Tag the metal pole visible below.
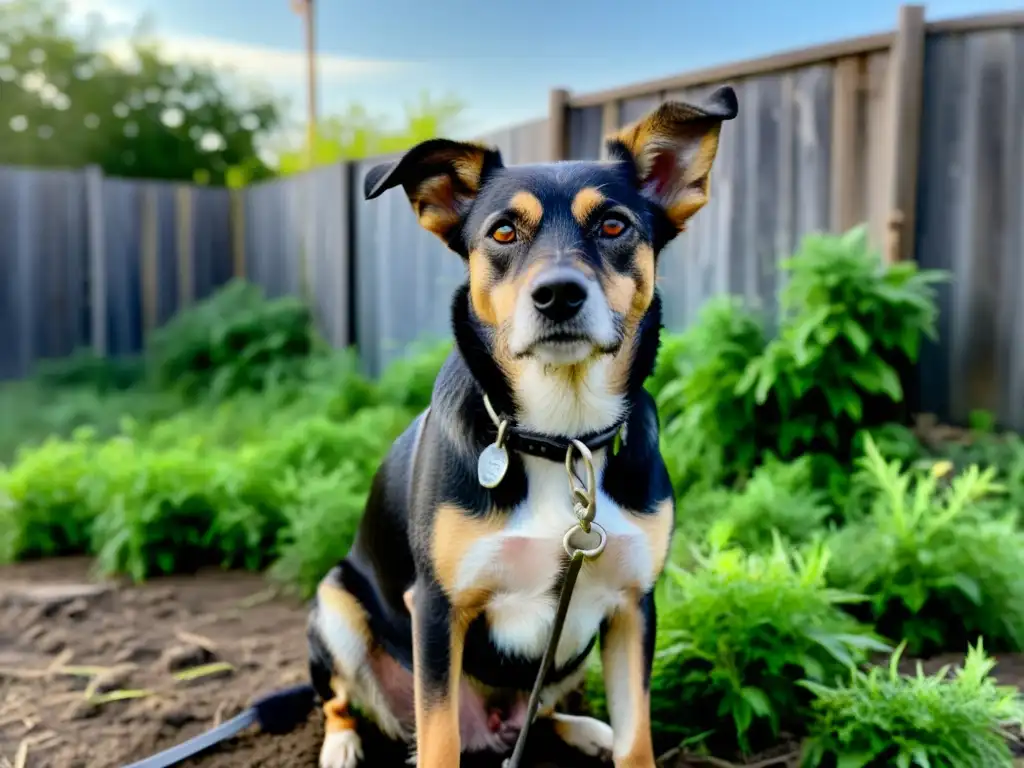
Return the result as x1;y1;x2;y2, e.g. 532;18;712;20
290;0;318;170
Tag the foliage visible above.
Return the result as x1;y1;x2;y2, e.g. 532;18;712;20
736;227;945;472
647;537;887;755
675;456;833;555
0;0;280;183
146;280;318;401
826;435;1024;656
0;430;97;561
802;641;1024;768
0;381;181;463
0;279;450;595
32;350;147;393
276;92;465;173
655;296;767;489
656;227;946;491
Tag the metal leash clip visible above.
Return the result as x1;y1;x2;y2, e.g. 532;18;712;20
563;438;606;561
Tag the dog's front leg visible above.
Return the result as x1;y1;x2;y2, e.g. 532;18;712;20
601;589;657;768
411;579;470;767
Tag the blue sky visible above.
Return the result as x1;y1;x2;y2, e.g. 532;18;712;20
67;0;1013;141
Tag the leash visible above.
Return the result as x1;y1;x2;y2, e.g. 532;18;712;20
120;683;315;768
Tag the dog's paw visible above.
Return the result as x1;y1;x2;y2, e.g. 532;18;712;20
550;713;614;761
320;729;363;768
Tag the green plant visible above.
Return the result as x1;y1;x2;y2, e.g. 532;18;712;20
0;429;99;562
643;536;887;755
695;456;833;552
32;350;147;393
375;340;452;412
827;435;1024;655
147;280;318;401
802;641;1024;768
735;227;946;470
655;227;947;491
270;465;368;598
655;297;768;488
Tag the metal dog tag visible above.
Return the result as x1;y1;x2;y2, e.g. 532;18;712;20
478;442;509;489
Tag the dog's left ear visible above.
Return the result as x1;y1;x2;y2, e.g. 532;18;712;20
364;138;504;247
607;86;738;230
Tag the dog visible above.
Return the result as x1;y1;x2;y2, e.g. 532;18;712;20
306;86;738;768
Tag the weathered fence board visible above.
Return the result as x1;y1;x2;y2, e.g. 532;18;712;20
915;26;1024;429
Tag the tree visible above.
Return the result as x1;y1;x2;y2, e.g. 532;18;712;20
0;0;282;184
275;91;465;174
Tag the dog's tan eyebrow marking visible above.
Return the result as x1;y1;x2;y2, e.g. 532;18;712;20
571;186;606;225
509;191;543;229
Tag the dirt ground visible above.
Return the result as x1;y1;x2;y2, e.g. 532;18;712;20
1;559;1021;768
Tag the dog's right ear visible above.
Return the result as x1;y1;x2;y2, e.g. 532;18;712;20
364;139;504;246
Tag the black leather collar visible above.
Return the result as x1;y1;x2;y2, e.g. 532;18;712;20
491;417;626;462
505;422;624;460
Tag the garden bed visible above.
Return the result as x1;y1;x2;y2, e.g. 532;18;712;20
1;559;1022;768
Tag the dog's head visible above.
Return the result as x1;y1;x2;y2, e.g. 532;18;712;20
365;87;737;391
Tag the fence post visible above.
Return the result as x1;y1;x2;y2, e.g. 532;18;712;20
140;184;159;336
175;184;194;307
548;88;570;161
599;100;620;160
344;162;358;350
884;3;927;263
84;165;108;357
229;187;247;280
829;56;865;233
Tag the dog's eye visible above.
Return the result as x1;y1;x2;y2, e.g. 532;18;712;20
491;224;516;244
599;217;628;238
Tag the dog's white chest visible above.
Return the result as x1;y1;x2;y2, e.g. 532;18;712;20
457;455;654;667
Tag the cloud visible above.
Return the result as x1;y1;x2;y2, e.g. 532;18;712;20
59;0;404;88
109;34;404;86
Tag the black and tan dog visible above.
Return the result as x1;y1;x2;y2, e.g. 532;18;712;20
307;87;738;768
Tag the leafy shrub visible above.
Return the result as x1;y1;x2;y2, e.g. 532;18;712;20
675;456;833;554
644;537;886;755
270;465;369;598
375;340;452;412
827;436;1024;655
147;279;318;400
0;430;98;561
802;641;1024;768
32;349;147;393
0;382;181;463
87;437;283;580
737;227;944;460
656;227;946;490
655;297;767;488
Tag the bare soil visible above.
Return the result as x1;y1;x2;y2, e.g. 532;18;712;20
1;559;1022;768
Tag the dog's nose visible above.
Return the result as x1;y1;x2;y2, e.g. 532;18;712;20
530;271;588;324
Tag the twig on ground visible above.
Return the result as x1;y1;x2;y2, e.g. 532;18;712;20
175;629;218;652
86;688;155;705
12;741;27;768
46;649;75;672
657;748;799;768
173;662;234;683
237;587;278;609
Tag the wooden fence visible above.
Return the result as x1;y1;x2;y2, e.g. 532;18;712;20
0;6;1022;430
